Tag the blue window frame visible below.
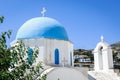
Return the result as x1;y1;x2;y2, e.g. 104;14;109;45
28;48;33;65
70;52;72;66
54;49;59;64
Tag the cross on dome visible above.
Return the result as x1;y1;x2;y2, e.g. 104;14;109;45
41;7;46;17
100;35;104;42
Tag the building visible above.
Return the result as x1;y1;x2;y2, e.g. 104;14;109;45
11;16;74;67
74;54;91;63
10;8;88;80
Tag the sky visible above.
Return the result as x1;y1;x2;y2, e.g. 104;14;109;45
0;0;120;49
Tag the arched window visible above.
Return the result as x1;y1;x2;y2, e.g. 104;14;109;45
54;49;59;64
28;48;33;65
70;52;73;66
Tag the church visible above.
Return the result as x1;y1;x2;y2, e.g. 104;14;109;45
11;8;88;80
11;10;73;67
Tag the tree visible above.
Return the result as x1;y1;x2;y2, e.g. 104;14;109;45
0;30;12;79
0;17;46;80
0;16;4;23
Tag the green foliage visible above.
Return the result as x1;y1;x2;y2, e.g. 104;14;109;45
114;65;120;69
0;30;12;79
0;16;4;23
0;30;12;70
10;40;43;80
0;30;46;80
40;74;47;80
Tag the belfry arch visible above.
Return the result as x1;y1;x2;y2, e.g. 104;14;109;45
93;36;113;71
98;46;103;70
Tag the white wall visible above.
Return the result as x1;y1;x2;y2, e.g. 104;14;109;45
11;38;74;67
94;42;113;71
44;38;73;66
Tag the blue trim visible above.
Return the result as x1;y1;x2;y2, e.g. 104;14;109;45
70;52;72;66
28;48;33;65
54;49;59;64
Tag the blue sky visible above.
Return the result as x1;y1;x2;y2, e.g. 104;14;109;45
0;0;120;49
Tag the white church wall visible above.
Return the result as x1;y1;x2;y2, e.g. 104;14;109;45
11;38;73;67
23;38;44;47
102;50;109;70
44;38;73;66
94;51;101;71
23;39;45;65
44;38;55;65
68;41;74;66
35;46;44;64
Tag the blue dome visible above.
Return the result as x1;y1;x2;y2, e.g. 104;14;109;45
16;17;69;41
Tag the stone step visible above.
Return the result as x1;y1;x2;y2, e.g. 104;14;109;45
88;71;120;80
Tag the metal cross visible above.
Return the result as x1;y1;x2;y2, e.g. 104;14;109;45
41;7;46;17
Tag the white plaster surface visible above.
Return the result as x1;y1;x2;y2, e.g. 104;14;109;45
46;67;88;80
93;41;113;71
88;39;120;80
11;38;74;66
88;70;120;80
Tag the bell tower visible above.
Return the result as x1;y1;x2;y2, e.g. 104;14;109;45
93;36;113;71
